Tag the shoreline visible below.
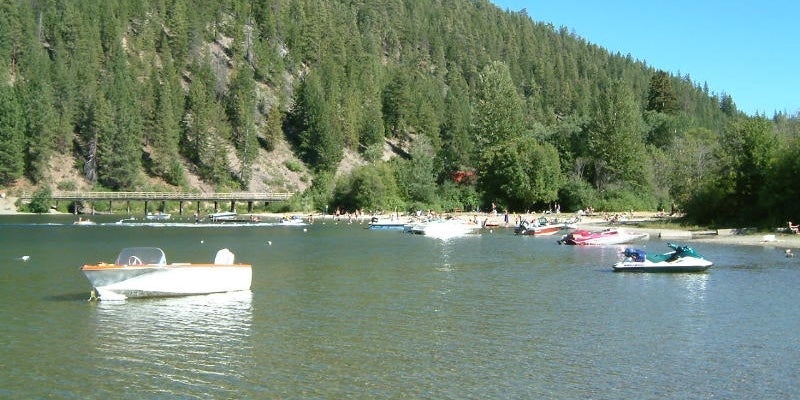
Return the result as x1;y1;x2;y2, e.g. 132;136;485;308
2;196;799;249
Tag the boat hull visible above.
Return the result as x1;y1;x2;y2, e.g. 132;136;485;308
515;225;565;236
82;264;252;300
406;220;481;239
368;221;409;230
612;261;712;273
559;229;648;245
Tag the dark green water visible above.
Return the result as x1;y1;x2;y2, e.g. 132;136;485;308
1;215;799;398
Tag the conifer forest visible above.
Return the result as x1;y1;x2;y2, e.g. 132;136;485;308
2;0;800;226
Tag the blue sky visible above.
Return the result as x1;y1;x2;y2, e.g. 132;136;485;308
491;0;799;116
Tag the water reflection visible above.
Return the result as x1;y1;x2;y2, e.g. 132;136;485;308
678;273;709;303
86;292;253;397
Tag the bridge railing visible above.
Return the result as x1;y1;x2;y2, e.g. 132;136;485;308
20;191;295;202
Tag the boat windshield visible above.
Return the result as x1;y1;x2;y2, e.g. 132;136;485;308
115;247;167;266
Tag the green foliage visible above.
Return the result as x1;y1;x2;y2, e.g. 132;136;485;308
291;72;343;172
646;71;679;114
473;61;524;148
558;177;597;212
1;0;781;226
594;186;656;212
716;117;776;213
586;80;648;190
395;136;438;205
437;181;480;213
663;127;718;207
683;117;776;225
760;143;800;226
262;105;283;152
57;181;77;191
437;65;473;176
0;85;25;184
27;186;52;214
333;163;403;212
478;135;563;211
284;159;303;172
227;65;259;185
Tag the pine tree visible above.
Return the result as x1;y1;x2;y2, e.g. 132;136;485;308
587;80;648;190
0;85;26;184
473;61;524;148
646;70;679;114
227;65;259;186
291;71;343;172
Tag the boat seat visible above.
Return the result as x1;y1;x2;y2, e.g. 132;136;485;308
214;248;235;264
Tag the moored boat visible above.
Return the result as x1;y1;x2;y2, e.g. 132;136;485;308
405;218;481;239
612;243;713;272
368;216;411;230
81;247;252;300
558;228;648;245
145;212;171;220
515;217;568;236
279;215;306;225
208;211;238;222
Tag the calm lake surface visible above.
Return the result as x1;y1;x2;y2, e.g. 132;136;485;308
1;215;799;399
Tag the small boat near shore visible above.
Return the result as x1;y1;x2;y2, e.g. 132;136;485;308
278;215;306;225
515;217;569;236
208;211;238;222
368;216;411;230
613;243;713;272
145;212;171;221
81;247;252;300
558;228;648;245
406;218;481;239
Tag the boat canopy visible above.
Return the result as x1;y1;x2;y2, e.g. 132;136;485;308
115;247;167;266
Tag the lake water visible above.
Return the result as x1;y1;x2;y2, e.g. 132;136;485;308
1;215;799;398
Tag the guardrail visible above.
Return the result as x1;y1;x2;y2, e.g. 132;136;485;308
19;191;295;202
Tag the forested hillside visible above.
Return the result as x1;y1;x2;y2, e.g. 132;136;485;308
2;0;800;225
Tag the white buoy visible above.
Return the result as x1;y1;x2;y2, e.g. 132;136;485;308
267;241;272;245
200;240;204;244
303;228;307;232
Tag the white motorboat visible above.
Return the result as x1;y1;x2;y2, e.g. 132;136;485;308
613;243;713;272
81;247;252;300
278;215;306;225
145;212;171;220
368;216;411;230
208;211;238;221
406;218;481;239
